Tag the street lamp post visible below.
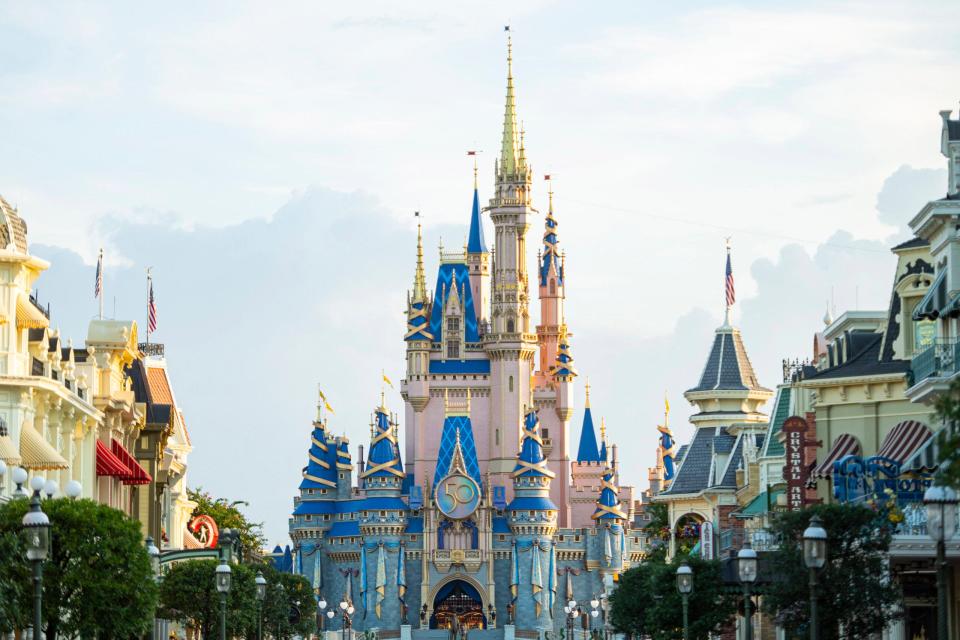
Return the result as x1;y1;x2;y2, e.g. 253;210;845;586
675;562;693;640
802;515;828;640
589;596;600;639
738;541;758;640
146;536;161;640
339;600;353;640
255;571;267;640
215;559;232;640
924;484;958;640
12;466;28;497
317;594;328;639
564;600;578;640
22;476;50;640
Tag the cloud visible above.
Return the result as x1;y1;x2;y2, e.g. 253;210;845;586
875;165;947;235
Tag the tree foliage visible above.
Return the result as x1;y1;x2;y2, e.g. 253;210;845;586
609;554;737;640
934;378;960;488
0;497;157;639
188;487;266;557
762;503;902;639
158;560;314;640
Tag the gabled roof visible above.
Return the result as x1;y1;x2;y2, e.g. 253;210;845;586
687;326;768;394
434;414;483;489
429;262;480;342
806;333;910;380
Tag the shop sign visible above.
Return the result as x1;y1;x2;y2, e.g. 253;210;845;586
782;416;809;511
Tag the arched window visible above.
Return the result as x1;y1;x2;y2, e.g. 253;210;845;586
507;318;515;333
549;279;556;295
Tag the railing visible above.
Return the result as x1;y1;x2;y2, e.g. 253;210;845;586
29;292;50;319
893;501;960;537
912;338;960;383
720;528;780;552
138;342;165;357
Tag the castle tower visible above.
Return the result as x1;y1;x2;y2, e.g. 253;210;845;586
484;34;540;484
403;223;432;483
592;464;628;579
466;162;491;327
361;396;405;495
299;392;339;491
507;406;557;629
536;183;563;384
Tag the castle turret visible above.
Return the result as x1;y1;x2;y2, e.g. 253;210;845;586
361;397;405;495
508;406;557;629
403;223;432;484
575;384;601;463
300;393;339;491
536;183;563;383
484;33;540;484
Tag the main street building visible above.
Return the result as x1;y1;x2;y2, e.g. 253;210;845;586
287;38;643;634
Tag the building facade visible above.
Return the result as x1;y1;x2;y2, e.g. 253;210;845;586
288;39;643;635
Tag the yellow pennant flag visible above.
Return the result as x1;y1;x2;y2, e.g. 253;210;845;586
318;388;335;415
382;370;394;388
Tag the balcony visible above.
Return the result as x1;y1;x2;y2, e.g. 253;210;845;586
907;339;960;403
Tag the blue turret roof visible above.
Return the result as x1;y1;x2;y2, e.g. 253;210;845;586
599;438;607;463
434;414;483;489
576;405;601;463
512;408;556;479
300;421;338;489
361;407;404;480
429;262;480;342
405;300;432;342
539;196;562;286
467;187;487;254
550;329;577;379
592;466;627;520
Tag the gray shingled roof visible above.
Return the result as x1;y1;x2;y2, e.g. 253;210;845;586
687;327;769;393
762;387;791;458
891;236;928;252
661;428;714;495
806;333;910;380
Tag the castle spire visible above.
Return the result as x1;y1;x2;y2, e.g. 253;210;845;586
599;417;608;463
540;178;562;286
592;464;627;521
405;216;433;342
499;30;521;178
467;155;487;254
413;218;427;302
576;383;601;463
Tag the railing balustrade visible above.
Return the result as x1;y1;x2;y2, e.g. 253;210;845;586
912;338;960;382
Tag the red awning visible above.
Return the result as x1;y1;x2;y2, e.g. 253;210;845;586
96;440;130;479
813;433;861;478
111;438;152;485
876;421;932;465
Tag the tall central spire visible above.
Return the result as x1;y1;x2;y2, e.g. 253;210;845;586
413;222;427;302
500;32;522;178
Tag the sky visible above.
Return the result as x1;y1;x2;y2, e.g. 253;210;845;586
1;1;959;544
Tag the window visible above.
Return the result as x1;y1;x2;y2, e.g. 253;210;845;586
447;317;460;333
550;280;556;294
306;515;312;521
323;514;331;521
495;429;500;445
498;535;506;541
542;428;550;438
380;510;387;517
447;343;460;358
509;376;514;392
507;319;515;333
914;319;935;352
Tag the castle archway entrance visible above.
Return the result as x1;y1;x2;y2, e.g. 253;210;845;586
430;580;486;631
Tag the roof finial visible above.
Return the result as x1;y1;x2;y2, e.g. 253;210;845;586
600;417;606;443
823;299;834;326
585;378;591;408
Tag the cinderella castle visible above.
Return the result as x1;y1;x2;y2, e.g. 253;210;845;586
287;36;643;634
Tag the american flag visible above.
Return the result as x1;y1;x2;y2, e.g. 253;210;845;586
148;279;157;334
725;250;735;307
94;250;102;299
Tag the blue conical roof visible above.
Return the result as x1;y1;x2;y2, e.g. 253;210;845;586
300;421;338;489
576;406;601;463
467;187;487;253
512;408;556;478
434;414;483;489
361;407;404;480
592;467;627;520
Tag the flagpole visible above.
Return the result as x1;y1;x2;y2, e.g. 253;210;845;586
146;267;152;347
98;248;104;320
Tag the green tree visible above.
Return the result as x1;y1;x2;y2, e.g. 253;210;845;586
610;554;736;639
762;503;902;639
0;497;157;639
158;560;314;640
188;487;266;557
933;378;960;488
0;529;26;633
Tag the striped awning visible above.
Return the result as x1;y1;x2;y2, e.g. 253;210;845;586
876;420;933;464
813;433;861;478
96;439;130;479
913;269;947;320
903;424;957;473
20;424;68;470
15;294;49;329
0;419;20;464
111;439;152;485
